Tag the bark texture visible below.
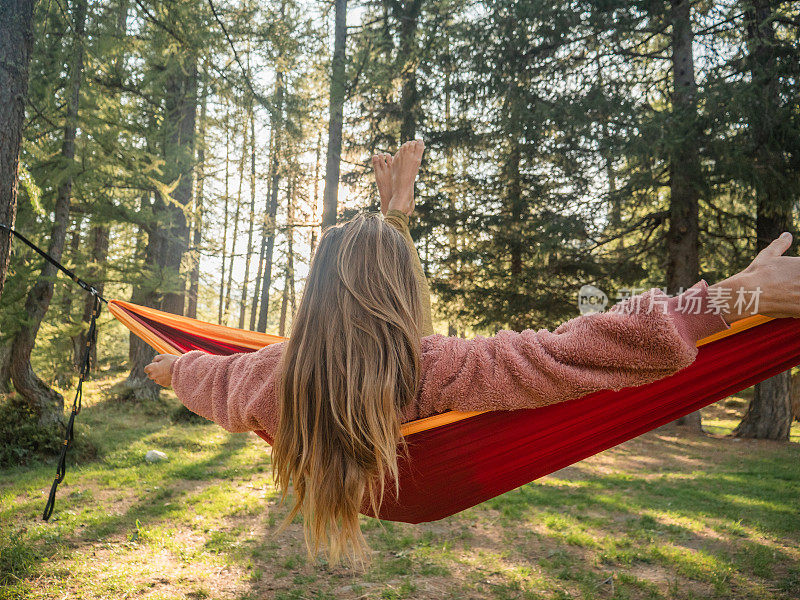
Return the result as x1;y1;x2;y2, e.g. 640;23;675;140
160;57;198;317
734;0;794;440
321;0;347;228
0;0;36;298
668;0;702;430
10;0;87;426
256;72;284;333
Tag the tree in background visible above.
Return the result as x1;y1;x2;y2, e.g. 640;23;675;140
0;0;36;298
733;0;800;439
321;0;347;228
124;0;205;400
8;0;88;425
666;0;703;429
0;0;36;394
0;0;798;444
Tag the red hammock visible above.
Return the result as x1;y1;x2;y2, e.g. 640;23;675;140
109;299;800;524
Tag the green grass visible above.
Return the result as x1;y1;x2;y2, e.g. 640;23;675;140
1;376;799;599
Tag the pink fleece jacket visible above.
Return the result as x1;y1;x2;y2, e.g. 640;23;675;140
170;280;729;437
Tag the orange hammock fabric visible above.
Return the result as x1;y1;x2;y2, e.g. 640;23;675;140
109;299;800;523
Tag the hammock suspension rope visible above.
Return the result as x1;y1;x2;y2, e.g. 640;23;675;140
0;223;105;520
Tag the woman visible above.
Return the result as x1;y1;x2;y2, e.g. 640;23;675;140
145;139;800;564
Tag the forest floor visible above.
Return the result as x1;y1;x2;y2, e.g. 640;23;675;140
1;373;799;600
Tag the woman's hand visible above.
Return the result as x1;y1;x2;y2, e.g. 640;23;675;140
711;232;800;324
144;354;178;388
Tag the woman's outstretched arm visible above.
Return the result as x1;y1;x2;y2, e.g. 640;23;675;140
384;209;434;336
144;342;285;434
406;232;800;420
406;281;727;419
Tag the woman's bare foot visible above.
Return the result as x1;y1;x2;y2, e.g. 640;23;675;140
372;153;393;215
388;140;424;216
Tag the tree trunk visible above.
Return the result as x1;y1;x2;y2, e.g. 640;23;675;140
667;0;702;430
10;0;87;426
311;129;322;257
0;0;36;298
187;73;207;320
219;101;231;324
126;36;197;396
279;177;296;337
126;194;164;401
256;72;284;333
250;238;265;330
445;41;458;337
239;104;257;329
279;271;289;337
321;0;347;229
289;209;296;317
250;127;274;330
62;223;82;379
398;0;421;143
0;343;11;393
734;0;794;440
506;135;525;332
160;54;198;317
64;222;83;367
75;224;108;371
735;373;793;439
224;111;247;321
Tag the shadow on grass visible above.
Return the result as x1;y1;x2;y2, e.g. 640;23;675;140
199;427;800;600
1;416;255;597
469;431;800;598
4;388;799;600
75;431;252;541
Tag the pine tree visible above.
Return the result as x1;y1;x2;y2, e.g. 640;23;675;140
9;0;87;425
124;0;205;398
256;69;284;332
734;0;800;440
239;101;257;329
666;0;703;429
0;0;36;296
321;0;348;228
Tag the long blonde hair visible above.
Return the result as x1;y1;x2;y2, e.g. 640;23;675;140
272;213;422;564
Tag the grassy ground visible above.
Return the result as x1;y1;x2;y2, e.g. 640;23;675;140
1;375;799;600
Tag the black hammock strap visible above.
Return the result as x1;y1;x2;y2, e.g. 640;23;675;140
0;223;106;521
42;294;102;520
0;223;107;303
